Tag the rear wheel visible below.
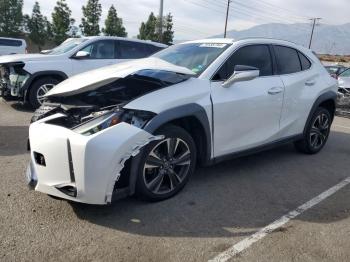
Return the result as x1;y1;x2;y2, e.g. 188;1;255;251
28;77;59;109
294;107;331;154
135;125;197;201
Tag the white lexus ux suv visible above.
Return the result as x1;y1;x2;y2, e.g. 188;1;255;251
26;38;338;204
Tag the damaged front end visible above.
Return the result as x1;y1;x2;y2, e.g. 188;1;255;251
27;68;192;204
31;69;191;126
0;62;30;97
27;113;163;204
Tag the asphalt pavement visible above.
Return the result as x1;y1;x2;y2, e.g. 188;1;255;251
1;99;349;262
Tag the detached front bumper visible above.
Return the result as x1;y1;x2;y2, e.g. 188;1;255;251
27;114;159;205
0;63;31;98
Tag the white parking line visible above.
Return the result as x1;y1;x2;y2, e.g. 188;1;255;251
209;176;350;262
334;124;350;130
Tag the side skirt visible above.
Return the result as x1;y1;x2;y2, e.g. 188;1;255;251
206;134;303;166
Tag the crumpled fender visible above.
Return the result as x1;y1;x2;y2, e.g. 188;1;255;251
29;113;163;204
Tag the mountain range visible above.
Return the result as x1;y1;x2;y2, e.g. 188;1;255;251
210;23;350;55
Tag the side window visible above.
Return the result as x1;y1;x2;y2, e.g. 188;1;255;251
0;39;22;46
147;45;164;55
80;40;115;59
213;44;273;81
298;51;312;71
274;45;301;74
117;41;150;59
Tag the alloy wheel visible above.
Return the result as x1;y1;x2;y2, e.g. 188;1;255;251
309;112;330;150
36;84;55;105
143;138;191;195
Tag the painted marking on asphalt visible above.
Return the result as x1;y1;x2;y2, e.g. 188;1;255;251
334;124;350;130
209;176;350;262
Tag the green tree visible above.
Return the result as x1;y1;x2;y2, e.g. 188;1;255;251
0;0;23;37
26;2;47;51
137;12;157;41
102;5;127;37
45;18;54;40
80;0;102;36
138;12;174;45
161;13;174;45
52;0;75;44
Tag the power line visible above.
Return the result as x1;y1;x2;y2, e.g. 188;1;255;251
183;0;311;36
228;0;307;24
194;0;309;25
250;0;312;20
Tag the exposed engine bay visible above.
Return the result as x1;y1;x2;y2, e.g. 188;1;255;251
32;69;191;129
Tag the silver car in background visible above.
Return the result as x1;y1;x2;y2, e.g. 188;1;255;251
0;37;27;55
338;68;350;95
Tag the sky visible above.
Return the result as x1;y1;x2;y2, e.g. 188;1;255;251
23;0;350;40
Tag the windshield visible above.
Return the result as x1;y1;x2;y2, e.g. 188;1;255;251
326;66;344;75
340;69;350;77
152;43;230;75
45;38;87;55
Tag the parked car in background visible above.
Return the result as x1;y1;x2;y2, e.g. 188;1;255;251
26;38;337;204
0;36;167;108
338;68;350;94
0;37;27;55
325;65;347;79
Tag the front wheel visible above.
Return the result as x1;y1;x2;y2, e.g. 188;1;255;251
135;125;197;201
294;107;332;154
28;77;59;109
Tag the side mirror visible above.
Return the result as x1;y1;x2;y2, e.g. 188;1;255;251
73;51;90;59
40;49;51;54
222;65;260;88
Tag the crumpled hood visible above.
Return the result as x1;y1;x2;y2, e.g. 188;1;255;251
46;57;196;97
0;53;52;64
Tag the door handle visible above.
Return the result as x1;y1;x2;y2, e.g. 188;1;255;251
268;87;283;95
305;80;315;86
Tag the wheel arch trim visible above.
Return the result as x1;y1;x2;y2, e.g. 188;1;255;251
128;103;212;196
303;91;337;135
22;71;68;101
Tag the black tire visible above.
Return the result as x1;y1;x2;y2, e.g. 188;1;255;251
28;77;60;109
294;107;332;154
31;104;60;123
135;125;197;201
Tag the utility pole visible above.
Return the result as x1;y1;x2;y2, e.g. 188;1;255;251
224;0;231;38
309;18;321;49
158;0;164;43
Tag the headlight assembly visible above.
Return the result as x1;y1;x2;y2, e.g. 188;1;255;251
73;112;121;136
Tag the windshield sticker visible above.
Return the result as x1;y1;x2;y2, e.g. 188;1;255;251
199;43;227;48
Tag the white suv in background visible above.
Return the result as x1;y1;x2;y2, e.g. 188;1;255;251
27;38;338;204
0;37;27;55
0;36;167;108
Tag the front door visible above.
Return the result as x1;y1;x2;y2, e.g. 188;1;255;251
71;40;117;75
210;44;284;157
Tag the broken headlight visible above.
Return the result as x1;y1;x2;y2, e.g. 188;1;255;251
73;112;121;136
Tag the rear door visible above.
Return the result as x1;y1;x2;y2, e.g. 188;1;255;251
210;44;285;157
273;45;317;137
71;40;117;75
